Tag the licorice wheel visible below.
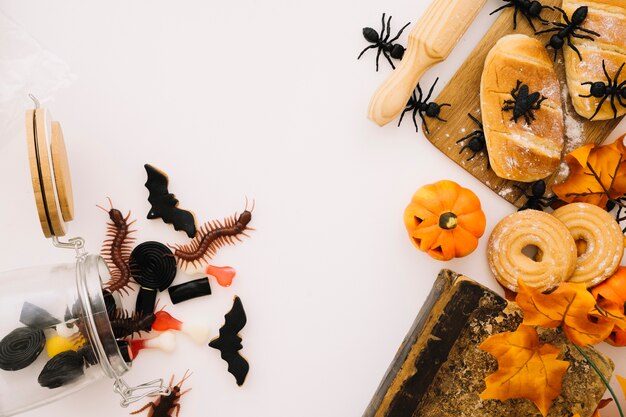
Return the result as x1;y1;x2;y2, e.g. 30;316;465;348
0;327;46;371
129;241;177;291
38;350;84;389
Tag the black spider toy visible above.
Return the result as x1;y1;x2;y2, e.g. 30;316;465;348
490;0;551;31
536;6;600;61
502;80;546;124
580;60;626;120
358;13;410;72
398;77;450;134
516;180;556;211
456;113;488;164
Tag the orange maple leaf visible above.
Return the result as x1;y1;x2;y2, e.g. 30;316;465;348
516;280;614;346
592;267;626;346
553;137;626;208
591;299;626;330
480;324;569;417
592;267;626;307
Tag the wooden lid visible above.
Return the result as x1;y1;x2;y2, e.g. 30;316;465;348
25;107;73;238
51;121;74;221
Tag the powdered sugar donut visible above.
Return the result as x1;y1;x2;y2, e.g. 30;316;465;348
488;210;577;292
552;203;624;288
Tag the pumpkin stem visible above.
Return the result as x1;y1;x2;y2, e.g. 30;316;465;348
439;212;458;230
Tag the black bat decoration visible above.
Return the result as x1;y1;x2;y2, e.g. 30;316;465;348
209;296;249;386
144;164;197;238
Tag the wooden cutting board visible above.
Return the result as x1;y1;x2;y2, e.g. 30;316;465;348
422;0;623;208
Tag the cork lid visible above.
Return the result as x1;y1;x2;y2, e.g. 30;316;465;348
25;104;74;238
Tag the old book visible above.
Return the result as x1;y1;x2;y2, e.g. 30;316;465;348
363;269;614;417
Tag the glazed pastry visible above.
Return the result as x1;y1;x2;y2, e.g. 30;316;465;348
552;202;624;287
487;210;577;292
481;34;564;182
562;0;626;120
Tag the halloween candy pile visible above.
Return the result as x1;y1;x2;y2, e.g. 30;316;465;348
0;164;253;412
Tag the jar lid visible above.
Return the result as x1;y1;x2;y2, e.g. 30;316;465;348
25;98;74;238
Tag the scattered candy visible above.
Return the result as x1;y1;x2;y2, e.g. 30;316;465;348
152;311;210;345
130;241;177;291
77;344;97;367
130;331;177;358
116;340;133;363
45;334;83;358
206;265;236;287
168;278;211;305
38;350;84;389
134;288;158;330
144;164;197;238
55;323;79;339
0;327;45;371
19;302;60;329
209;296;249;386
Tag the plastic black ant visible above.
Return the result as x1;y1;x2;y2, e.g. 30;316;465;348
490;0;551;31
131;371;191;417
536;6;600;61
456;114;488;165
580;60;626;120
358;13;410;72
398;77;450;134
516;180;556;211
502;80;546;124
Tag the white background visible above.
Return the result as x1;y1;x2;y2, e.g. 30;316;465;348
0;1;625;416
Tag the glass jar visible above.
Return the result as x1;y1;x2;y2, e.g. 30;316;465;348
0;240;166;416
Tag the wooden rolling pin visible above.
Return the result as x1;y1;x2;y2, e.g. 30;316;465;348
368;0;487;126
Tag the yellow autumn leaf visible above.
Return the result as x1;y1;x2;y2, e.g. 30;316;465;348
480;324;570;417
516;280;614;346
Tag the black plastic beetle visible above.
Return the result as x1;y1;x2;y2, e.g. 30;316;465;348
502;80;546;124
580;60;626;120
358;13;410;71
398;77;450;134
456;113;488;164
536;6;600;61
516;180;556;211
490;0;551;31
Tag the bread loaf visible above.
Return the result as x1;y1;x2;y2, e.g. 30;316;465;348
563;0;626;120
481;34;564;182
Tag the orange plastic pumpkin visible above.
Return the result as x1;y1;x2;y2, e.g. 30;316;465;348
403;180;486;261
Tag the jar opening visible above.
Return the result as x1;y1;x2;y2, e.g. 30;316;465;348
75;255;129;378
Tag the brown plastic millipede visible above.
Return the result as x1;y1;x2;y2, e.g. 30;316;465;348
108;309;157;339
169;200;254;270
97;198;136;294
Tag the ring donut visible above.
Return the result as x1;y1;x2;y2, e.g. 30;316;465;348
552;203;624;288
488;210;577;292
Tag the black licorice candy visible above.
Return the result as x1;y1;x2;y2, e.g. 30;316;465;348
209;296;249;386
130;241;177;291
19;302;60;329
168;278;211;304
135;288;158;330
117;340;132;363
0;327;46;371
38;350;84;389
103;290;118;318
77;344;98;367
